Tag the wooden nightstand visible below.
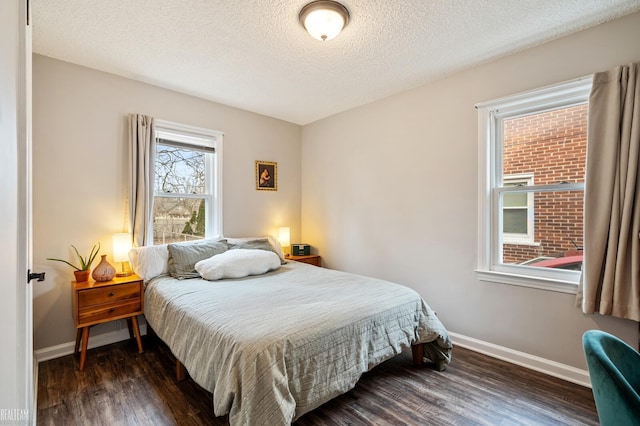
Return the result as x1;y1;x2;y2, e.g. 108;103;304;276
72;274;144;370
288;254;321;267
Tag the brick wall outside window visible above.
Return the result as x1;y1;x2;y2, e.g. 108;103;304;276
502;104;587;263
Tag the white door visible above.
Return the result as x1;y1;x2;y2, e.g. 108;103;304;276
0;0;34;424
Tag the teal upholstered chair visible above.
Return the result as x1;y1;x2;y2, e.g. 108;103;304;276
582;330;640;426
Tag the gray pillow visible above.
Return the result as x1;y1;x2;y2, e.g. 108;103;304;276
167;240;228;279
228;238;286;264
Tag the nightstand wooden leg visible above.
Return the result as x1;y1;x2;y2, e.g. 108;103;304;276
79;327;90;371
74;328;82;355
131;315;143;353
126;318;134;340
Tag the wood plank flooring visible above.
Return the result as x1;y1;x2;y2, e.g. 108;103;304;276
37;335;598;425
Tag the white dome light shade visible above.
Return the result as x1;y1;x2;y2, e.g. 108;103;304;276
303;9;345;41
299;1;350;41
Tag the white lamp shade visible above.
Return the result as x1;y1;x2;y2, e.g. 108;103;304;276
278;227;291;247
303;9;345;41
112;233;132;263
299;1;349;41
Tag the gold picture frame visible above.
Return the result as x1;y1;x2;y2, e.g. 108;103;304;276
256;160;277;191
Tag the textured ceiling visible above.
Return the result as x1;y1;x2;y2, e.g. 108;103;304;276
32;0;640;125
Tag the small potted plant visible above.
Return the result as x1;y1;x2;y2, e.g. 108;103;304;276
47;243;100;282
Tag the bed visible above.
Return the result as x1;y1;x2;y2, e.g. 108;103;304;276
130;237;452;425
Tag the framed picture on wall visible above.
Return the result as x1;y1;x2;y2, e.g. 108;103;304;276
256;160;277;191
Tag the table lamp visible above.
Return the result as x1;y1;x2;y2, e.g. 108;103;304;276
112;233;133;277
278;227;291;258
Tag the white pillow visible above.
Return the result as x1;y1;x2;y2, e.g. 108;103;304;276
129;238;227;281
128;244;169;281
195;249;280;281
225;236;285;263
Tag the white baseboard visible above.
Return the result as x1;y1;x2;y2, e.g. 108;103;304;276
34;323;147;363
449;332;591;388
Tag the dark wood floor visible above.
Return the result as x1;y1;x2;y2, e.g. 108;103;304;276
37;335;599;425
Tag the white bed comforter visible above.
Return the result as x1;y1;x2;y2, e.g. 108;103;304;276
144;261;451;425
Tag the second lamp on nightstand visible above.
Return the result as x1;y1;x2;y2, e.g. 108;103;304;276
277;228;321;266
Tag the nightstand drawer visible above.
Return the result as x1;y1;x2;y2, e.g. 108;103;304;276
78;282;140;307
78;298;142;324
289;254;321;267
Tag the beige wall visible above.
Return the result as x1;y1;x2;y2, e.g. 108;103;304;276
32;55;301;350
301;12;640;369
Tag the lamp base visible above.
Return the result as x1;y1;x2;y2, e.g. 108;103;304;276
116;262;132;277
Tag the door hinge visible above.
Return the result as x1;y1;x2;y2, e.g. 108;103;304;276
27;270;45;283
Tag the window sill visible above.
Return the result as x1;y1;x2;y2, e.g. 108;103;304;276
502;240;541;247
475;269;578;294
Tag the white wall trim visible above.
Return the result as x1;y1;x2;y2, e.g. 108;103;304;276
34;323;147;363
450;332;591;388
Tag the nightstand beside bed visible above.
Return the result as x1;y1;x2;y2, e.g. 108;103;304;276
72;274;144;370
288;254;321;267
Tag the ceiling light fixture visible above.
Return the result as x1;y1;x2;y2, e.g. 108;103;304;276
299;0;350;42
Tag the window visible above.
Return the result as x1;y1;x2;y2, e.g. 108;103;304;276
153;120;223;245
476;77;591;292
503;174;534;244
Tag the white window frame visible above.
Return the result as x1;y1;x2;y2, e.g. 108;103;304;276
502;173;535;245
153;119;223;243
476;77;591;294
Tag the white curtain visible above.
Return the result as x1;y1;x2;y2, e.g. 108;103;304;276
128;114;155;247
577;62;640;321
